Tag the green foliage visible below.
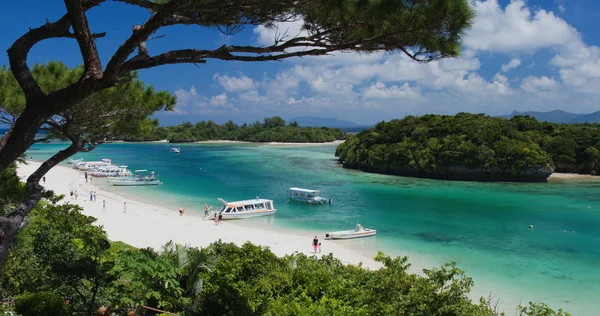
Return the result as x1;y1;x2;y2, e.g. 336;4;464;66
14;292;70;316
2;202;569;315
337;113;600;181
517;302;571;316
0;162;26;216
2;202;115;314
0;61;176;145
126;116;349;143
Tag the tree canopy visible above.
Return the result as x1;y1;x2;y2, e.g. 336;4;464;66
125;116;348;143
336;113;600;182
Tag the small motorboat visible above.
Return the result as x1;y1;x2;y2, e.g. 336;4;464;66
325;223;376;240
170;148;180;154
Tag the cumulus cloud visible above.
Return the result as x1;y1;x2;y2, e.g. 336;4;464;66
362;82;421;100
213;74;259;92
464;0;577;53
174;0;600;123
210;93;229;107
501;58;521;72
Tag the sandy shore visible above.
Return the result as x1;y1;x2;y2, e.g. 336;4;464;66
193;140;346;146
549;172;600;180
17;161;380;270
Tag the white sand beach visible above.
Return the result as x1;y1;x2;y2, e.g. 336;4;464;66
193;140;346;146
16;161;380;270
549;172;600;180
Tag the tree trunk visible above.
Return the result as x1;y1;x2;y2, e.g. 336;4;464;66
0;105;48;174
0;141;79;266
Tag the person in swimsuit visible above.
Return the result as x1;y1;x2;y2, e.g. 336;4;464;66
312;236;319;254
204;204;209;217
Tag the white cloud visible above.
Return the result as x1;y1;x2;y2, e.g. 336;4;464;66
182;0;600;123
521;76;558;92
464;0;577;53
214;74;259;92
210;93;228;106
362;82;421;100
501;58;521;72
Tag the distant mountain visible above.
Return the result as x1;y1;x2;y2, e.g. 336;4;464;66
287;116;362;128
500;110;600;123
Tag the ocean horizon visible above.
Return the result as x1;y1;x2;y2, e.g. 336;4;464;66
26;141;600;315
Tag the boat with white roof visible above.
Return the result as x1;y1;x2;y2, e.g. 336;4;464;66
92;165;133;178
287;187;331;204
74;158;112;171
325;223;376;240
208;197;276;220
108;170;161;186
170;148;180;153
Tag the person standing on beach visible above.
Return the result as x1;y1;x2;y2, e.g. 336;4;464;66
42;176;46;184
90;191;93;201
213;213;218;225
204;204;209;217
84;172;88;183
123;202;127;213
90;175;93;184
93;191;97;202
318;242;322;254
179;208;185;216
312;236;319;254
102;200;106;211
218;213;223;225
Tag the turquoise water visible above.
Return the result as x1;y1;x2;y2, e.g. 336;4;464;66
27;142;600;315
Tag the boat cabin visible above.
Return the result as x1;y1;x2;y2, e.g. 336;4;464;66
217;198;275;214
287;187;331;204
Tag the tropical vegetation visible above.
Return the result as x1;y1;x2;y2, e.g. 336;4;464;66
336;113;600;181
0;168;570;315
123;116;348;143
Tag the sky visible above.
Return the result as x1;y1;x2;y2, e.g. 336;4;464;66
1;0;600;125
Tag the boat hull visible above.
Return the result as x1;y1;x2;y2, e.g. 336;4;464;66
109;181;161;186
325;229;376;240
214;209;276;220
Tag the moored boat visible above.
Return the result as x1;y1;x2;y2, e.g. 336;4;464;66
209;197;276;220
287;187;331;204
108;170;161;186
325;224;376;240
92;165;133;178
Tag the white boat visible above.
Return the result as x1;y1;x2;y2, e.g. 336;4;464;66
74;158;112;170
287;187;331;204
170;148;180;153
325;224;376;240
109;170;161;186
67;158;83;165
92;165;133;178
209;197;276;220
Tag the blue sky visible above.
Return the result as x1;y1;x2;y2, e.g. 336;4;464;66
1;0;600;125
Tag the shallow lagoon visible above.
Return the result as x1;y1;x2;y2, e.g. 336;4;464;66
28;142;600;315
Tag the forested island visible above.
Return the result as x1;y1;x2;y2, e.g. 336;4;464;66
123;116;348;143
336;113;600;182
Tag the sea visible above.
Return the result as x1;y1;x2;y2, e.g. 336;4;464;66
25;141;600;315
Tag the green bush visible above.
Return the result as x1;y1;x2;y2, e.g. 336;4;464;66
14;292;70;316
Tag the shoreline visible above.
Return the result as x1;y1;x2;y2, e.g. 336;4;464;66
113;139;346;145
16;161;380;270
548;172;600;180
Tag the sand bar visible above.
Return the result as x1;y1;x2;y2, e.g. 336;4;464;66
17;161;380;270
